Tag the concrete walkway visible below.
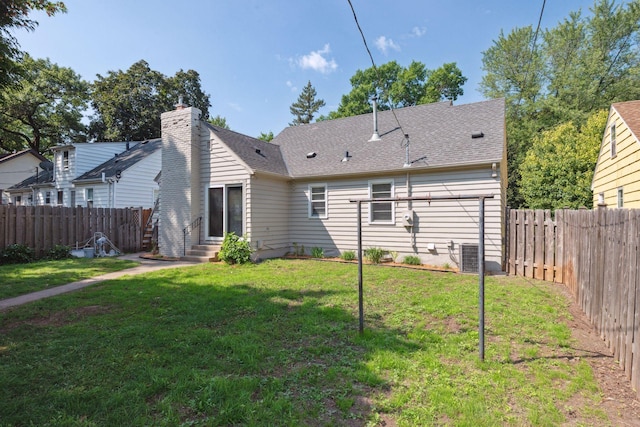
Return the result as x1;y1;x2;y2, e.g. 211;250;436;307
0;253;199;311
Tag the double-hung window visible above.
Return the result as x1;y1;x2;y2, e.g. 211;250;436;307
308;184;327;219
369;180;394;224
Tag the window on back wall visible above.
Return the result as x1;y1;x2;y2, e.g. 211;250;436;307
369;180;394;224
618;187;624;208
57;190;63;205
308;184;327;218
45;191;51;204
86;188;93;208
610;124;617;158
63;150;69;170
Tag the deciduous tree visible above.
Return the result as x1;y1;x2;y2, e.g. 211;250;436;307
89;60;211;141
323;60;466;120
0;0;66;89
519;110;607;210
0;55;89;153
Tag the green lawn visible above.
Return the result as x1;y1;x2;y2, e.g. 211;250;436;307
0;257;139;300
0;260;606;426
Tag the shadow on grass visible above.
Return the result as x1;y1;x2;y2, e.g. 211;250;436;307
0;265;422;426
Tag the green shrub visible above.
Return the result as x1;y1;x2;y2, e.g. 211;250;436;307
1;244;34;264
292;242;305;256
311;247;324;258
340;250;356;261
47;245;72;260
403;255;421;265
219;232;252;265
364;247;387;264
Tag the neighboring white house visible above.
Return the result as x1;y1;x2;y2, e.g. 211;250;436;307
7;139;161;209
159;99;507;272
0;149;48;205
72;139;161;208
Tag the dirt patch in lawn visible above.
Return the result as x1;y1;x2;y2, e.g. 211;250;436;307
555;284;640;426
0;305;112;332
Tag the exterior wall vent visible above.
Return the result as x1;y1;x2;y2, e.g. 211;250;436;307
460;244;479;273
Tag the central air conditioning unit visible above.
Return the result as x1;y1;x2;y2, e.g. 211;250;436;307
460;244;479;273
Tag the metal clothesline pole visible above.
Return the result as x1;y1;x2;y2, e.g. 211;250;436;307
349;193;494;361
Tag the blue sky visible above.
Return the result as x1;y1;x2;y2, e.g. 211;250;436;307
16;0;600;138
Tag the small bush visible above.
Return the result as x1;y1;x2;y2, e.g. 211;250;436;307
292;242;305;256
311;247;324;258
404;255;421;265
340;250;356;261
364;247;386;264
47;245;72;260
219;232;252;265
1;244;34;264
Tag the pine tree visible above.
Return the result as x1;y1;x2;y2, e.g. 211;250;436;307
289;81;325;125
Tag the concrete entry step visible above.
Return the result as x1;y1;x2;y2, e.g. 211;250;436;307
181;244;220;263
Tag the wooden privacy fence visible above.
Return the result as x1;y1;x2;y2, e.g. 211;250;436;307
0;205;151;257
507;208;640;395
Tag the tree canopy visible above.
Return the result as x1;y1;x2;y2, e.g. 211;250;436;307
0;0;66;90
519;110;607;210
89;60;211;141
289;81;325;125
322;61;467;120
481;0;640;208
0;54;89;153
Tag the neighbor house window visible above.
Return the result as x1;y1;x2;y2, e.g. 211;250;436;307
369;180;394;223
308;184;327;218
45;191;51;204
63;150;69;170
618;187;624;208
27;194;33;205
86;188;93;208
70;190;76;207
14;195;21;205
57;190;63;205
610;124;617;158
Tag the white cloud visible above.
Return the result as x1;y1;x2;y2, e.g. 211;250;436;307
286;80;297;92
297;44;338;74
375;36;400;55
411;26;426;37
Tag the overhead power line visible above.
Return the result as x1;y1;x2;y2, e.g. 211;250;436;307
346;0;408;142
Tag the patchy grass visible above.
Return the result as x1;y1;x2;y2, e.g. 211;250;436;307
0;260;606;426
0;257;139;300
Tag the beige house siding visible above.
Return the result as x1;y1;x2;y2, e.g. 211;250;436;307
199;129;251;243
250;174;291;259
592;106;640;208
288;166;503;271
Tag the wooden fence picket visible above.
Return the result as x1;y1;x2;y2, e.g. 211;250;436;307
0;205;150;255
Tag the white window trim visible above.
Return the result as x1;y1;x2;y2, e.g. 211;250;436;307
610;124;617;158
617;187;624;208
308;184;328;219
368;179;395;225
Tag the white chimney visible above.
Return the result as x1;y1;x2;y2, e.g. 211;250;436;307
368;96;381;142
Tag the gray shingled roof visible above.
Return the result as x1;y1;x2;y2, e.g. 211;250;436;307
206;123;289;176
271;98;505;178
8;169;54;190
73;138;161;183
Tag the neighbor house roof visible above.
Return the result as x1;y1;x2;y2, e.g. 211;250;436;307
612;100;640;141
8;169;54;191
206;124;290;176
271;98;505;179
73;138;161;183
0;148;47;165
